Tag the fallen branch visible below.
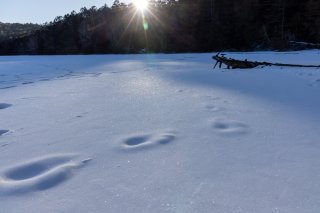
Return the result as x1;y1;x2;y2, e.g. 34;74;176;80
212;53;320;69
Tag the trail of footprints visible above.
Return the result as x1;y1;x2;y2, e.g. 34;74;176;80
0;154;91;195
0;91;249;196
0;100;175;195
118;93;250;153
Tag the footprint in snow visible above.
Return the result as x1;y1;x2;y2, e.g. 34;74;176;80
0;103;12;110
92;73;102;77
0;154;91;195
211;119;249;136
22;81;34;85
0;143;9;148
0;86;16;90
205;104;223;112
0;130;9;136
175;89;185;93
121;132;176;151
40;79;50;82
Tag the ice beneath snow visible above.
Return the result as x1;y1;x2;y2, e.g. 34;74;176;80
0;51;320;212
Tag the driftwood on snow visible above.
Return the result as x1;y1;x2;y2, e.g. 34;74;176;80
212;53;320;69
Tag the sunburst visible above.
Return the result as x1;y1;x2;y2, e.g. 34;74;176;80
134;0;149;12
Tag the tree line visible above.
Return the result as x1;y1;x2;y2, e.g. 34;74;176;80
0;0;320;55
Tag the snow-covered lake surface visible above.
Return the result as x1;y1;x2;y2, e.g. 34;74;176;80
0;51;320;213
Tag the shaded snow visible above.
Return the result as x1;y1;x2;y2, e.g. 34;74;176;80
0;51;320;212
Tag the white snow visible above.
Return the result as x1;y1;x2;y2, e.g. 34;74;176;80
0;51;320;212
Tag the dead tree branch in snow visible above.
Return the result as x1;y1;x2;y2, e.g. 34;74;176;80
212;53;320;69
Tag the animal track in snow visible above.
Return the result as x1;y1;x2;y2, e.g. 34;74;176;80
211;119;249;136
0;154;91;195
121;132;176;150
0;103;12;110
0;130;9;136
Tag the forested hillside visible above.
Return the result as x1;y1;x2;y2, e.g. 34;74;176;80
0;23;40;42
1;0;320;55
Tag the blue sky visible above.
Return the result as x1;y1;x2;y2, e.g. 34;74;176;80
0;0;131;24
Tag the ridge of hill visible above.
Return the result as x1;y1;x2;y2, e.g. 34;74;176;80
0;22;41;42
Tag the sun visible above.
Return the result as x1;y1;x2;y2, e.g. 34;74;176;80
134;0;149;12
